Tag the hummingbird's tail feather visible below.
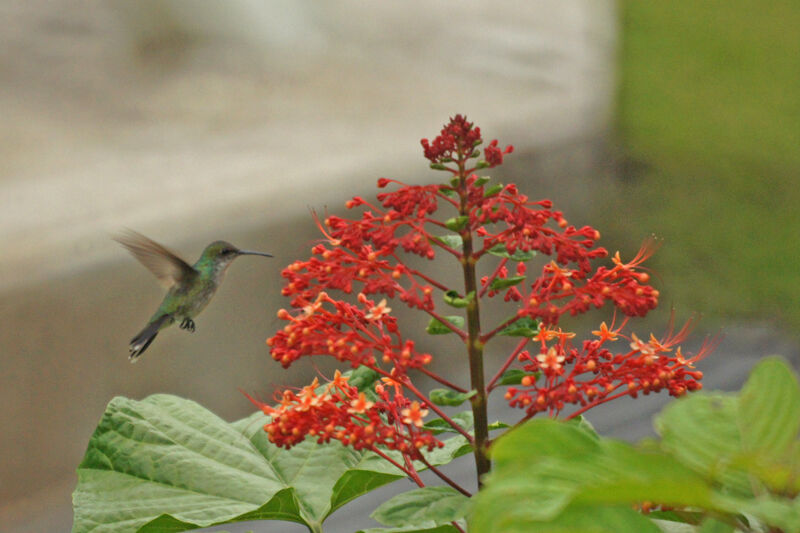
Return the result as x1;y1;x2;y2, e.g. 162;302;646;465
129;315;173;362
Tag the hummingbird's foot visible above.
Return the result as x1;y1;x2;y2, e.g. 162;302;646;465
180;318;196;333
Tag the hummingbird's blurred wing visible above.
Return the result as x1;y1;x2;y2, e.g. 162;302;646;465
115;230;197;288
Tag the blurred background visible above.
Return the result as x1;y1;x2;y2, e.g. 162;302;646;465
1;1;798;532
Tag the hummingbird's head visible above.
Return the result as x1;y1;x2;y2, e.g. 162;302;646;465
201;241;273;273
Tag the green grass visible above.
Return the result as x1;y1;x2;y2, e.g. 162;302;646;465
607;1;800;331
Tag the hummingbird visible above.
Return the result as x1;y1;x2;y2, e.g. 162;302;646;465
115;231;273;362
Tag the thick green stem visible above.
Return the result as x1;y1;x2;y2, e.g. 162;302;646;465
457;159;491;487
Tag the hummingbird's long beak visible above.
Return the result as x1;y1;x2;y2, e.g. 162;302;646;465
237;250;274;258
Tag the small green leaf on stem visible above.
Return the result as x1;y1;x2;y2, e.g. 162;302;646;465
498;317;539;337
424;411;475;435
431;235;463;250
429;389;477;407
444;290;475;308
496;369;539;386
349;366;381;391
474;177;490;187
445;216;470;232
487;244;536;261
489;276;526;291
483;184;503;197
426;316;465;335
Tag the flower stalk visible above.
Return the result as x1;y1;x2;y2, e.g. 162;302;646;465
456;157;492;485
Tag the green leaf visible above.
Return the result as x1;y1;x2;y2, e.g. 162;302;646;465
421;435;473;467
431;235;463;250
697;517;735;533
426;316;464;335
566;415;600;441
489;276;526;291
655;394;751;495
444;216;469;232
443;290;474;309
731;494;800;533
371;487;470;527
474;419;715;532
439;188;457;199
738;357;800;458
487;243;536;261
349;365;381;391
470;499;661;533
648;510;706;528
472;361;800;533
359;525;461;533
488;421;511;431
73;396;407;533
490;418;601;467
424;411;474;435
483;184;503;197
474;176;490;187
495;369;538;386
429;389;476;407
498;317;539;337
651;518;700;533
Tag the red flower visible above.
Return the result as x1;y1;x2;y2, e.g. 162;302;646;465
260;115;710;480
269;292;432;373
250;371;442;458
504;316;716;418
420;114;482;165
483;139;514;168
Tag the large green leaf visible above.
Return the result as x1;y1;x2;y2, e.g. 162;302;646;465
470;498;661;533
359;525;460;533
696;518;735;533
73;395;407;533
472;358;800;533
656;357;800;499
471;419;715;532
370;487;470;527
738;356;800;458
654;394;751;495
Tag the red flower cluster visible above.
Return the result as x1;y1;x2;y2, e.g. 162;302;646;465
483;139;514;168
268;292;432;372
252;371;442;458
421;114;482;164
504;317;714;419
262;115;708;477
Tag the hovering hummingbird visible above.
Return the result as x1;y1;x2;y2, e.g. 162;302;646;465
115;231;273;362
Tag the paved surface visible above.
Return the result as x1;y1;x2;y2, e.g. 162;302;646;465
5;3;796;533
